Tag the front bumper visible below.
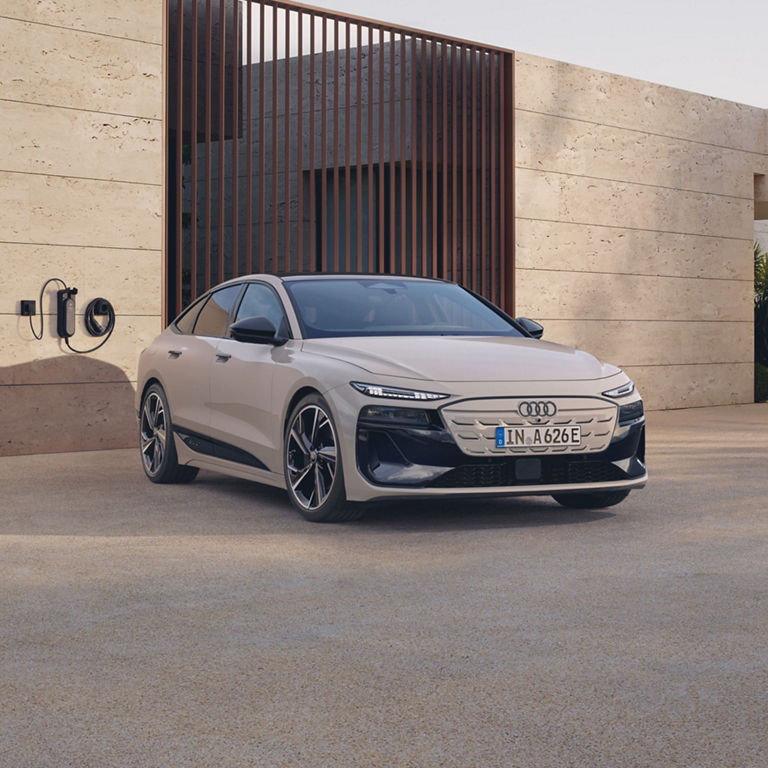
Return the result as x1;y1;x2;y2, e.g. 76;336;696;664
348;402;645;503
324;378;647;503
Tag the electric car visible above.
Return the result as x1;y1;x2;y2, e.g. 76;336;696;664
136;274;647;521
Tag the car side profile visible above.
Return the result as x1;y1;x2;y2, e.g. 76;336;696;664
137;274;647;521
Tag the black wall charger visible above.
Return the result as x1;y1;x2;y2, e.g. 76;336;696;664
29;279;116;353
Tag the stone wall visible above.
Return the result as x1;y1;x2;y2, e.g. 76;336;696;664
2;9;767;456
0;1;164;455
514;52;768;409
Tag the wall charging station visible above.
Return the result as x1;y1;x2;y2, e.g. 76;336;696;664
23;279;115;354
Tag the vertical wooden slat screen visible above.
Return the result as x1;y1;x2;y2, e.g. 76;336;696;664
167;0;514;320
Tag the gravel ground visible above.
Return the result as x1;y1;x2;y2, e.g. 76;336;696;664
1;403;766;768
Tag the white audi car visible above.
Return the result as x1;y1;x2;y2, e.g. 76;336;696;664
137;274;647;521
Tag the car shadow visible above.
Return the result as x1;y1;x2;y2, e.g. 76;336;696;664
356;496;615;532
0;354;135;455
196;474;616;533
0;455;615;538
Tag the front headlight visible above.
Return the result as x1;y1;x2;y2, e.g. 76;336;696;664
359;405;433;426
603;380;635;398
350;382;450;401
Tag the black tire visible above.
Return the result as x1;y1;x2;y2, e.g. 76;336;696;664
139;383;198;484
283;394;362;522
551;489;630;509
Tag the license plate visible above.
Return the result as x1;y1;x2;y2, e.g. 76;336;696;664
495;425;581;449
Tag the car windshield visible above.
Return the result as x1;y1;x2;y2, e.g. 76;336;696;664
284;278;524;339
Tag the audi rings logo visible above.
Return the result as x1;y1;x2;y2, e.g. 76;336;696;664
518;400;557;418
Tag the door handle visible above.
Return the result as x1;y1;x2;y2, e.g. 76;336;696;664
215;353;232;362
168;350;182;358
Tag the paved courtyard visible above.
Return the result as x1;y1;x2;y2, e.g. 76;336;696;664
1;404;766;767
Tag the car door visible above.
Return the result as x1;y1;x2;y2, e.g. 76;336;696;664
160;284;243;437
208;281;292;473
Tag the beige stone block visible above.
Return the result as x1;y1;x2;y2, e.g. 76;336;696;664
0;172;162;250
756;221;768;253
0;0;163;44
0;17;162;118
0;244;162;316
516;219;753;281
515;268;752;322
624;363;753;410
516;168;753;240
515;52;768;155
538;319;753;369
0;314;161;385
515;109;755;199
0;101;161;185
0;381;137;456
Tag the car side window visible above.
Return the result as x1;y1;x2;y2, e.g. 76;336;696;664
234;283;290;336
192;285;242;337
174;294;207;334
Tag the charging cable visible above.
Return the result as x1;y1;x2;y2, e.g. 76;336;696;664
29;277;68;340
68;298;116;354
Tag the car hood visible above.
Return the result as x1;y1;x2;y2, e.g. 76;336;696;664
302;336;621;382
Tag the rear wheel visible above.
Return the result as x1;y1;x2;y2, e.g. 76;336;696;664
139;384;198;484
284;394;362;522
551;489;630;509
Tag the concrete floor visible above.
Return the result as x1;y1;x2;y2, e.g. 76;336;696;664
1;404;766;767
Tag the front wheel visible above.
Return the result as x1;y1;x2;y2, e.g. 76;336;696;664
139;383;198;484
551;489;630;509
283;394;362;522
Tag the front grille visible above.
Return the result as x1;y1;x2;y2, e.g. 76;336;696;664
441;397;617;457
428;459;627;488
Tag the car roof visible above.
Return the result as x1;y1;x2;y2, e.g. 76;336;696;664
277;273;448;282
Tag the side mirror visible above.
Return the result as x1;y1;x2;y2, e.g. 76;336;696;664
515;317;544;339
229;316;286;345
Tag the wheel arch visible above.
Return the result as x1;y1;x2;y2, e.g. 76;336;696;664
139;377;164;409
282;385;323;436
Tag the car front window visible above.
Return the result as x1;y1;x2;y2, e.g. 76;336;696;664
192;285;243;337
234;282;290;336
284;278;524;339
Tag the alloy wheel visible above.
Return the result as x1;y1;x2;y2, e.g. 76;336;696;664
140;392;167;476
286;404;338;510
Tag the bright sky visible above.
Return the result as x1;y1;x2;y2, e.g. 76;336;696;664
309;0;768;108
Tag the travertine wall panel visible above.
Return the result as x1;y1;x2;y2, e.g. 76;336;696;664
0;172;162;250
516;109;758;199
0;382;137;455
0;4;162;455
516;167;752;240
0;245;161;315
0;17;162;118
516;219;752;281
0;0;163;43
756;220;768;252
624;364;754;410
1;315;160;386
539;320;753;368
515;53;767;154
0;101;161;184
516;269;752;322
515;52;765;409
